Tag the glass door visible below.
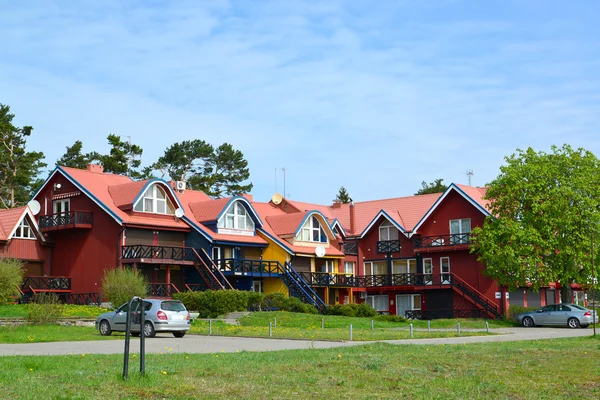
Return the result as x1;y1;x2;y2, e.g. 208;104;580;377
440;257;451;284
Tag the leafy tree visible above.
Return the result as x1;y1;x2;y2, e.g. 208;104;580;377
471;145;600;301
414;178;447;195
151;140;252;198
335;186;352;203
0;258;24;304
0;104;47;208
56;140;91;169
101;267;148;308
88;134;144;178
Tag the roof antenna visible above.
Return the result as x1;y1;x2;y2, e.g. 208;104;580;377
462;170;473;186
281;167;286;198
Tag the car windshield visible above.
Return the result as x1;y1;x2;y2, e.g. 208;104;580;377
161;301;186;312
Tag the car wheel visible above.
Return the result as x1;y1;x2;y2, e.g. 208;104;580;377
522;317;535;327
173;331;186;338
567;317;580;329
143;321;156;338
99;320;112;336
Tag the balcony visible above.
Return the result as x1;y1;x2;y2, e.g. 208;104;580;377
121;245;199;264
22;276;71;292
38;211;93;232
343;241;358;255
362;273;451;288
412;233;471;252
377;240;401;253
298;272;356;287
148;283;180;297
215;258;284;277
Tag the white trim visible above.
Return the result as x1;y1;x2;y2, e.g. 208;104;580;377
217;200;255;232
423;258;433;285
133;184;175;215
440;256;451;284
6;208;46;243
359;210;408;239
411;183;490;236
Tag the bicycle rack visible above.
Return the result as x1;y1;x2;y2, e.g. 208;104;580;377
122;296;146;380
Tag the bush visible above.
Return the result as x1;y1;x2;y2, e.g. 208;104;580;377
247;291;264;311
101;268;148;308
261;292;286;311
27;293;65;324
326;303;378;318
173;290;250;318
356;303;378;318
376;314;407;323
281;297;318;314
0;258;24;304
506;305;538;323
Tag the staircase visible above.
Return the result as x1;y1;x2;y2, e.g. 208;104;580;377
449;273;502;318
281;262;327;312
191;249;233;290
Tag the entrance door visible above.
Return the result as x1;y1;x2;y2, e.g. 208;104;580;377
440;257;450;284
423;258;433;285
170;268;185;292
396;295;411;317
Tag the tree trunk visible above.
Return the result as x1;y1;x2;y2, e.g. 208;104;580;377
560;285;572;303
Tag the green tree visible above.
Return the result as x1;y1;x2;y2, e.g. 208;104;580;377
414;178;447;195
151;140;253;198
88;134;144;178
0;258;24;304
0;104;47;208
56;140;91;169
470;145;600;301
335;186;352;203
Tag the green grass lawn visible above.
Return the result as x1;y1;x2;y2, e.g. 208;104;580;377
0;324;122;343
0;337;598;399
0;304;110;318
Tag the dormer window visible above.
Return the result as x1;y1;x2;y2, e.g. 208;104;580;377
218;202;255;231
134;185;175;215
297;216;327;243
379;220;399;241
14;218;35;239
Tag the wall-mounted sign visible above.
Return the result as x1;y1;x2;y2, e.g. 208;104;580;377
495;292;501;299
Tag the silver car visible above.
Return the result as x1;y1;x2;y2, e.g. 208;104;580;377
517;303;598;329
96;299;191;338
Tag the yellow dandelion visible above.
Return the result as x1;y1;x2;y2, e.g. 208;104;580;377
29;368;33;372
81;354;86;357
338;354;342;358
161;371;167;375
185;356;189;359
169;348;173;352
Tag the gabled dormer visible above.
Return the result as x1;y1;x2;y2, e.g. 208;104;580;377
133;183;177;215
216;199;256;235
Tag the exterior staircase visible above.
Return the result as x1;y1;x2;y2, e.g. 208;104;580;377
191;248;233;290
281;262;327;312
449;273;502;318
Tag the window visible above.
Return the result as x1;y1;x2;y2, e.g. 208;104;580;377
440;257;450;284
391;259;417;284
423;258;433;285
320;260;336;273
450;218;471;244
364;261;387;275
366;295;389;312
218;202;255;231
53;199;70;215
296;215;327;243
14;218;35;239
133;185;175;215
379;220;399;241
252;281;262;293
344;262;355;275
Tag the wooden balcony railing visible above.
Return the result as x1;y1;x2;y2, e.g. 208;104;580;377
148;283;180;297
22;276;71;291
377;240;401;253
298;272;356;287
413;233;471;248
361;273;451;288
343;241;358;255
121;245;199;262
38;211;93;230
215;258;284;276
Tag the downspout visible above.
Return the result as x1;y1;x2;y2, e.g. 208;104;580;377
117;226;126;268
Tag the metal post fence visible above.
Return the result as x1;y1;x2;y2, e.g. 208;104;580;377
122;296;146;380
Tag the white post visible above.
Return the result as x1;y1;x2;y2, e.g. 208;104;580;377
321;318;324;330
269;322;272;337
274;318;277;329
410;323;413;339
349;324;353;341
485;322;489;333
371;320;374;330
457;322;461;336
209;320;212;336
427;320;431;332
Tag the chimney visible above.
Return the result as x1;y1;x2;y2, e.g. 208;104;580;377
349;202;355;234
332;200;342;209
87;164;104;174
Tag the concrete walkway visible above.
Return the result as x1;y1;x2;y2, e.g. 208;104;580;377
0;327;595;356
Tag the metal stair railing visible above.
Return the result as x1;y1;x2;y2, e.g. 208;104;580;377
190;248;227;290
200;249;234;290
449;273;502;318
281;262;327;311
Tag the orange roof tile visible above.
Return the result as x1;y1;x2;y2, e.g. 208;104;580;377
188;198;230;223
0;206;27;241
455;184;491;212
108;181;148;209
265;213;308;236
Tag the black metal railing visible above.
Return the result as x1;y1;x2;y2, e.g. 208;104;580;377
38;211;93;229
66;292;102;305
413;233;471;248
22;276;71;291
281;262;327;312
361;273;451;288
121;245;199;261
377;240;401;253
148;283;180;297
343;241;358;255
215;258;284;276
298;272;356;287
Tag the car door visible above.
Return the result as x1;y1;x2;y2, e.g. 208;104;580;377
534;305;555;325
112;301;141;331
547;304;571;326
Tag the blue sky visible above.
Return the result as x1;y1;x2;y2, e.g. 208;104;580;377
1;0;599;204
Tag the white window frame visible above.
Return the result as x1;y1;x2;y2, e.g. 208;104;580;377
13;218;36;239
392;259;417;284
366;295;389;312
296;215;328;243
423;258;433;285
53;199;70;215
133;185;175;215
218;201;255;232
450;218;471;244
344;261;355;275
321;260;336;273
440;257;451;284
252;280;262;293
378;220;399;241
396;294;422;317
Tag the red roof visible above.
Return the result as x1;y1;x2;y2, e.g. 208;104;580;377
108;181;148;210
188;198;230;223
455;184;490;212
0;206;27;241
265;213;307;236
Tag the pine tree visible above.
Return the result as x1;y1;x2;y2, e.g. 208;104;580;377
88;134;144;178
335;186;352;203
56;140;91;169
415;178;447;195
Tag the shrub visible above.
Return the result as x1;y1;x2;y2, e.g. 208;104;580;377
173;290;250;318
261;292;286;311
27;292;65;324
247;291;264;311
506;305;538;323
0;258;24;305
327;303;359;317
281;297;318;314
101;268;148;308
356;303;378;318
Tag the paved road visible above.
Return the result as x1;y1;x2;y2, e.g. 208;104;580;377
0;327;595;356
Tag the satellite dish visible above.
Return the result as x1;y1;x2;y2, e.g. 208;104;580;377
315;245;326;258
271;193;283;205
28;200;41;215
174;208;184;218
